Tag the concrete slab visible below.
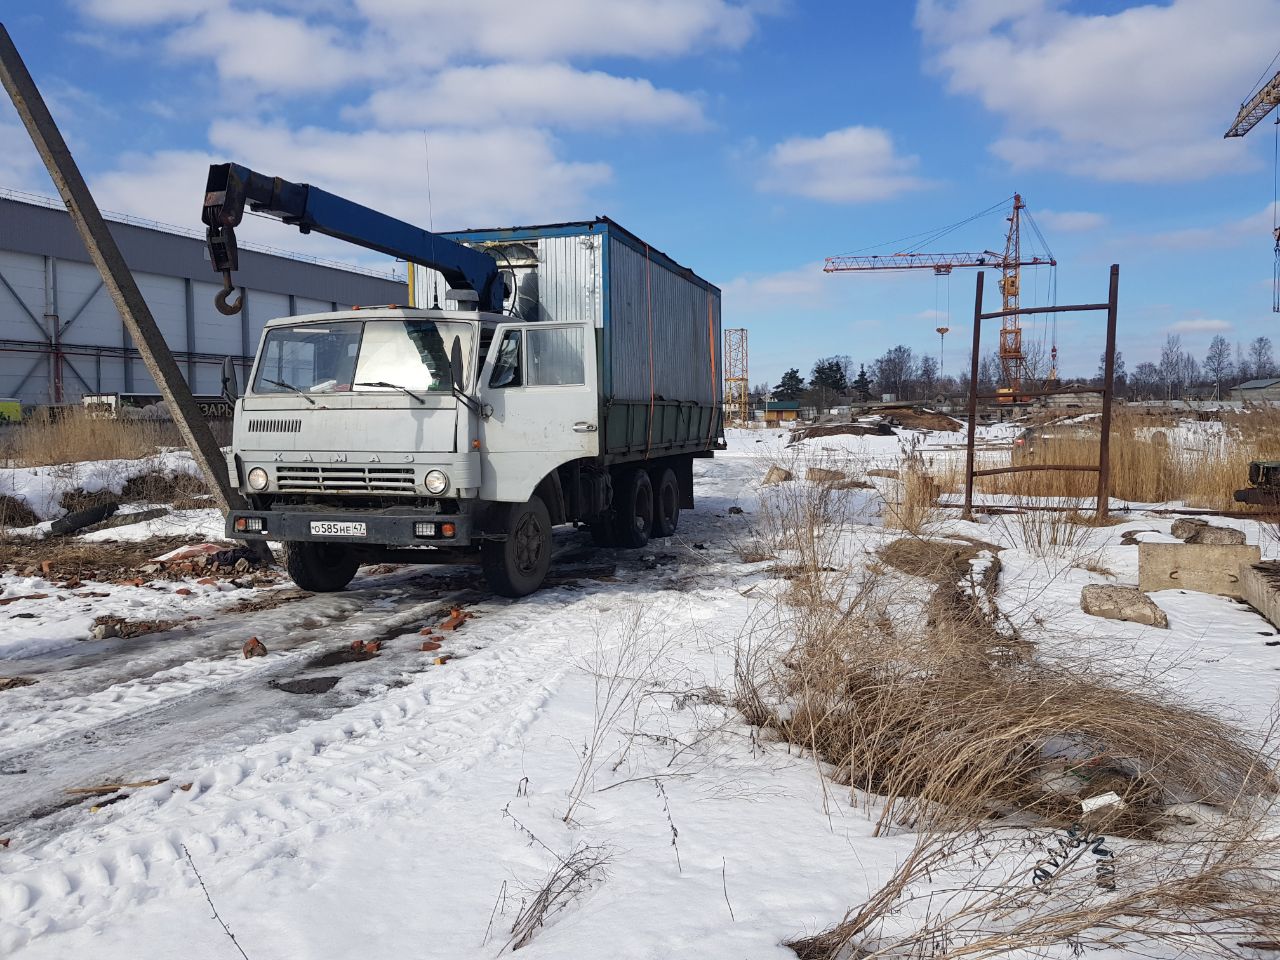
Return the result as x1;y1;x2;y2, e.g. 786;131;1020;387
1241;561;1280;629
1138;542;1261;599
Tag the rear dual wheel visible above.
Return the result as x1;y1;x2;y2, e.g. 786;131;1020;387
590;465;679;548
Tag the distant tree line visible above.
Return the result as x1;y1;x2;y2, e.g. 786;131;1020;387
759;334;1278;407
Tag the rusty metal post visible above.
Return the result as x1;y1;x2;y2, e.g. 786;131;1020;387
1095;264;1120;521
963;271;985;520
0;23;247;521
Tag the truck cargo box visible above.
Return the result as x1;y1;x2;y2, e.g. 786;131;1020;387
412;218;723;460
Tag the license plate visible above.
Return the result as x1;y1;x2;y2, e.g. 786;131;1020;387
310;521;367;537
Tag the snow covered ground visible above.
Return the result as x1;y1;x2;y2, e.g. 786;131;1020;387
1;426;1277;957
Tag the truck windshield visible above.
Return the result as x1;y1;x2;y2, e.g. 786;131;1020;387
252;319;474;396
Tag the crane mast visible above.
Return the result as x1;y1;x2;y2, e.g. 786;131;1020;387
824;194;1056;398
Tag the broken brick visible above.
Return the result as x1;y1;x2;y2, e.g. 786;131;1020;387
197;577;218;586
40;560;52;576
242;637;268;658
433;655;451;665
420;640;441;652
175;588;193;596
438;606;474;631
363;640;381;654
0;837;8;848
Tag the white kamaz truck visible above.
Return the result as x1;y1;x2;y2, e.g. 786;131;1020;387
203;164;723;597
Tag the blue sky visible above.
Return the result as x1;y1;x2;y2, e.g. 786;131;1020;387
2;0;1279;388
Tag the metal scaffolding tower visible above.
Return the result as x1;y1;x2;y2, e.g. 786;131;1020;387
723;327;749;426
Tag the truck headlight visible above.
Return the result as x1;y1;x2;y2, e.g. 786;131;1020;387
424;469;449;494
247;467;269;491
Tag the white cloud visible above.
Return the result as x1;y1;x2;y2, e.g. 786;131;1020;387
355;0;757;63
1169;318;1232;333
1033;209;1107;233
73;0;213;24
91;123;611;254
916;0;1280;182
358;64;705;131
165;10;372;93
0;105;46;194
1148;202;1277;250
758;126;930;203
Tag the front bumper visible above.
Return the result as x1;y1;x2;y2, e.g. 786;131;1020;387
227;508;472;547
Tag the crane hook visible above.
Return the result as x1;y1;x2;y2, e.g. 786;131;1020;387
215;272;243;316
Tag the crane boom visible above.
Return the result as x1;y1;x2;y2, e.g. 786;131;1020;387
824;252;1054;274
200;162;503;315
1225;69;1280;137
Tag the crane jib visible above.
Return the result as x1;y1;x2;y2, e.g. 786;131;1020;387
199;162;502;316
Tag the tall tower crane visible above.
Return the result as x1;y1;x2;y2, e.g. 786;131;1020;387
1224;62;1280;312
824;194;1055;399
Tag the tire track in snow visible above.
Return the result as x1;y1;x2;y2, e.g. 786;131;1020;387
0;586;611;953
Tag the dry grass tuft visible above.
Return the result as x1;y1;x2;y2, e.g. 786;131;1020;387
0;495;39;530
735;477;1280;959
2;412;182;468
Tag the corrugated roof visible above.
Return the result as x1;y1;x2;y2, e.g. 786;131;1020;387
1236;378;1280;389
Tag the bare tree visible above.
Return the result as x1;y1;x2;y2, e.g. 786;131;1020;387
874;345;917;400
1249;336;1275;379
917;355;939;398
1203;335;1234;397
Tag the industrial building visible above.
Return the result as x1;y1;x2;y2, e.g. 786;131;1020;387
1231;378;1280;403
0;189;406;408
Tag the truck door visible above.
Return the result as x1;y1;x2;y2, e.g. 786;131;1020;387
478;322;598;503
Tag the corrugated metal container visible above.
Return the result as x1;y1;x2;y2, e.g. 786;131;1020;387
413;219;721;408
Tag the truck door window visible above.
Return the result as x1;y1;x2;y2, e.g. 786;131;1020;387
489;331;522;388
525;327;585;386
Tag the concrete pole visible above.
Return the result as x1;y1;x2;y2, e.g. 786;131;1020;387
0;23;247;518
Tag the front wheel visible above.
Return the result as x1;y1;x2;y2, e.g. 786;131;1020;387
283;541;359;592
482;496;552;597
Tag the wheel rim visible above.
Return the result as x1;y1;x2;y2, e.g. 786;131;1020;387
513;512;545;574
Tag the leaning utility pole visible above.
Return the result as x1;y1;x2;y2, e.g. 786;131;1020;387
0;23;247;518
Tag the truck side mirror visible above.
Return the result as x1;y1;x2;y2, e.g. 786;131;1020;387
449;338;465;392
221;356;240;401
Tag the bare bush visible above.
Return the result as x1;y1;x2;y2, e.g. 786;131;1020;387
504;841;612;951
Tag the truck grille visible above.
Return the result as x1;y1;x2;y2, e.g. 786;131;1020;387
275;465;416;493
248;418;302;433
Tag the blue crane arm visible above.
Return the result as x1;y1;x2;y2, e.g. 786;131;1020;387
201;162;502;315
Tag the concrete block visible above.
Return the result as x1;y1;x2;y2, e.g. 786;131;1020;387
1138;542;1261;599
1241;561;1280;629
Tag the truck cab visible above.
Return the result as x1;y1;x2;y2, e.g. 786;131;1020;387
228;304;608;597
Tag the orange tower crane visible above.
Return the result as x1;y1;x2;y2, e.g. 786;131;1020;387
824;194;1056;398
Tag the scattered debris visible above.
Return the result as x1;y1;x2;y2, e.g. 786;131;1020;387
309;646;376;667
1080;584;1170;628
90;615;181;641
0;593;49;606
271;676;340;695
0;677;37;692
1120;529;1160;545
65;778;169;796
433;655;451;665
789;420;895;444
761;465;793;485
84;507;171;532
438;606;474;631
805;467;847;483
728;506;744;515
242;636;268;658
421;640;442;652
867;468;900;479
1170;517;1247;546
48;501;118;537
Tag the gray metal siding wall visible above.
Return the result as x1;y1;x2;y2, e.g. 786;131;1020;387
537;235;602;326
0;196;405;405
607;237;720;405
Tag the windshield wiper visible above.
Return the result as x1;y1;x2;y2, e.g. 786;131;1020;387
262;377;316;405
356;381;426;404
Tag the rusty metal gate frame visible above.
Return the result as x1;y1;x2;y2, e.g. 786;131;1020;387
962;263;1119;522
